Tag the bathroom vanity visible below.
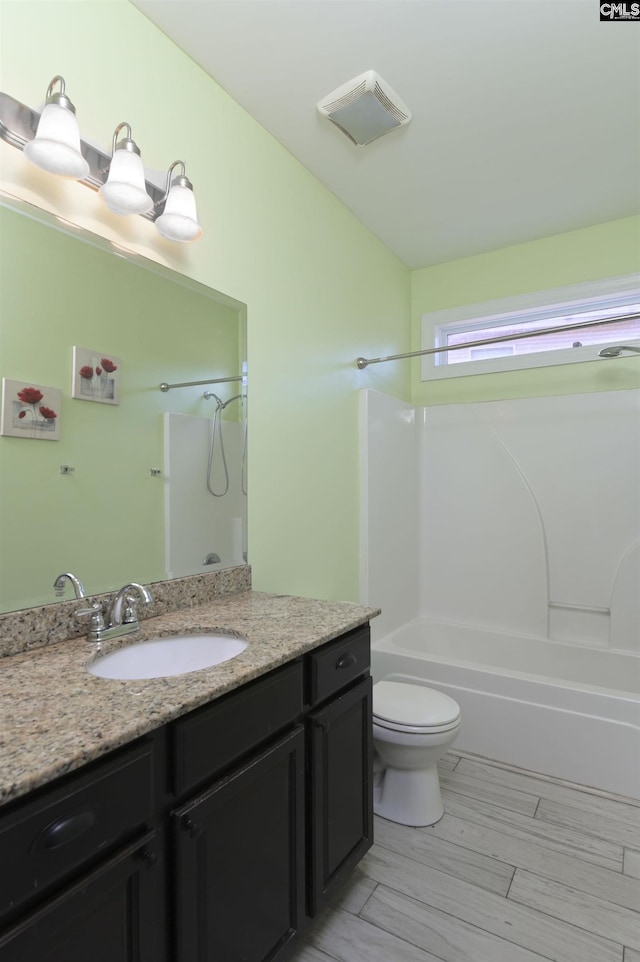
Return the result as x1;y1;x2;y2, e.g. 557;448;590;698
0;592;375;962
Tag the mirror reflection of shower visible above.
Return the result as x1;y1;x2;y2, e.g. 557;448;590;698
162;370;248;578
203;391;248;497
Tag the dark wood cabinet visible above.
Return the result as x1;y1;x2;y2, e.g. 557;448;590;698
170;661;303;798
0;740;156;926
308;676;373;915
173;727;306;962
0;622;372;962
0;831;164;962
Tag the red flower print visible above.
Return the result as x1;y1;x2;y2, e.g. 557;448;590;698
96;366;102;376
79;365;94;380
18;410;26;419
17;387;44;405
101;358;117;373
39;406;57;420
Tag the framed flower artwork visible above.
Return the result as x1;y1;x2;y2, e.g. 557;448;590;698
72;347;121;405
1;378;62;440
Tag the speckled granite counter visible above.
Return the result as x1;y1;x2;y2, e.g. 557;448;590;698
0;591;379;807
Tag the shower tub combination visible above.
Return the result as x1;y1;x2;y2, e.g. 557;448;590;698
372;618;640;800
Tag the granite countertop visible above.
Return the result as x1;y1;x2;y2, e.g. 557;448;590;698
0;591;379;808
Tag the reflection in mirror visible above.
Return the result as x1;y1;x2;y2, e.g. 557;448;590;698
0;199;247;614
164;386;248;577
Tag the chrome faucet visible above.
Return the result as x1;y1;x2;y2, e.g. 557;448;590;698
76;582;153;643
53;572;86;600
108;583;153;629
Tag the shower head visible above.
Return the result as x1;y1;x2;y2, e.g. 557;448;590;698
203;391;223;406
598;345;640;358
599;347;623;358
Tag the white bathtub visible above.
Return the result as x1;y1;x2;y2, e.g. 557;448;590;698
372;618;640;799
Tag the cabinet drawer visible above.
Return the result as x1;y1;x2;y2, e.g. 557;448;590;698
0;830;163;962
0;739;155;922
307;625;370;707
171;660;303;796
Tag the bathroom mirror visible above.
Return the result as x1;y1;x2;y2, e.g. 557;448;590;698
0;198;247;614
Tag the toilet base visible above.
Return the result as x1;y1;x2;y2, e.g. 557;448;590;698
373;764;444;827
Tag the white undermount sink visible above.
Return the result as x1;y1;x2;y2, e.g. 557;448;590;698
88;633;248;680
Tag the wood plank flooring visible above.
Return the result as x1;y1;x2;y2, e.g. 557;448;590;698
290;752;640;962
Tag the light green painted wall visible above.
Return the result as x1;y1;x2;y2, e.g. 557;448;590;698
3;3;635;609
411;216;640;405
0;0;411;605
0;205;241;611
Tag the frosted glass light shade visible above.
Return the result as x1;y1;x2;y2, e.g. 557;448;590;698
23;102;89;179
99;148;153;215
156;184;202;242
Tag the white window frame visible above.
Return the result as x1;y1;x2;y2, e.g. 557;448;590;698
421;274;640;380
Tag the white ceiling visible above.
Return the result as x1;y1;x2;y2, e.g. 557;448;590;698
132;0;640;269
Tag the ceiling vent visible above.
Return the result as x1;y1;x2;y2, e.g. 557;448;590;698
317;70;412;147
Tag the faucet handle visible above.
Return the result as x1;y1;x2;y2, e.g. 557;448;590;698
76;602;106;638
110;583;152;627
120;593;139;625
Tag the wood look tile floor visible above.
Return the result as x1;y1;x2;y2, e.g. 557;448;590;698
290;752;640;962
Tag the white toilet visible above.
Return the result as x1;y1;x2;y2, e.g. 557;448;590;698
372;680;462;827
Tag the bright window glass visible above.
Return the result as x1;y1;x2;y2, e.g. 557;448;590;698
444;308;640;366
421;277;640;380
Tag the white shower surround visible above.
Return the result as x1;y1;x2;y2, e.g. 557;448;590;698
360;387;640;797
164;412;246;577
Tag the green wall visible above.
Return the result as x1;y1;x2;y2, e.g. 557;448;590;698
411;216;640;405
0;205;241;611
2;1;637;610
0;0;411;605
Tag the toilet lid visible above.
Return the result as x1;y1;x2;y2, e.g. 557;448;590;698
373;680;460;729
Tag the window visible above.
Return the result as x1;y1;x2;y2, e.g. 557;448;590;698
421;276;640;380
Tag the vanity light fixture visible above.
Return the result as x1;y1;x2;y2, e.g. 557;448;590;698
22;76;89;179
0;81;202;242
99;122;153;215
155;160;202;242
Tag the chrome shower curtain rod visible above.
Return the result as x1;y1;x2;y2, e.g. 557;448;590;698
355;311;640;369
159;375;245;392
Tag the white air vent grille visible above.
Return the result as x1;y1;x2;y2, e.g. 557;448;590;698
322;80;368;114
317;70;412;147
373;82;410;125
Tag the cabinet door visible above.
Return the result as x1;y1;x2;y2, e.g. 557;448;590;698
0;831;164;962
173;726;306;962
308;676;373;915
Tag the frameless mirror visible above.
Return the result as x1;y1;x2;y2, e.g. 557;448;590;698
0;198;247;614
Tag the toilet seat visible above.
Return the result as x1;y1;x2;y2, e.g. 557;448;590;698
373;680;461;735
373;715;461;735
